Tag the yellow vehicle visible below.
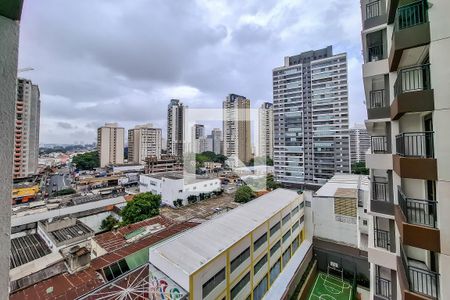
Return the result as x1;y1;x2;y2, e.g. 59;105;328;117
12;185;39;204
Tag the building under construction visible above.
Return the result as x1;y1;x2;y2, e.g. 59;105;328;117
144;155;183;174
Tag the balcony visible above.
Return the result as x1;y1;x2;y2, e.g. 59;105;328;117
370;177;394;215
395;187;440;252
375;276;392;300
389;0;430;71
368;89;390;119
391;64;434;120
374;228;391;251
372;136;388;154
393;132;437;180
364;0;387;29
398;250;440;299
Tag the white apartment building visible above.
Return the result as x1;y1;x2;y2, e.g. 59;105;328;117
223;94;252;166
139;172;221;206
273;46;350;188
361;0;450;299
350;124;371;164
149;188;311;300
14;78;40;178
211;128;222;155
128;124;162;164
97;123;124;168
167;99;186;158
258;102;274;159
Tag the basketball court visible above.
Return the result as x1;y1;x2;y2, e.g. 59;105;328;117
307;269;353;300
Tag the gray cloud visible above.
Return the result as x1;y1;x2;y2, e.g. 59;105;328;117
19;0;366;144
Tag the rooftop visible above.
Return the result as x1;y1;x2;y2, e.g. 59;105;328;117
49;221;93;243
92;215;175;253
10;234;51;269
314;174;369;198
10;220;199;300
150;188;300;289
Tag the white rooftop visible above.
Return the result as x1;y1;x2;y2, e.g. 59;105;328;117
149;188;300;289
314;174;369;198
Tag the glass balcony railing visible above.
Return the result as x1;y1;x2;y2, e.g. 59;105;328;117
398;187;437;228
371;136;388;154
366;0;383;20
394;64;431;98
395;131;434;158
394;0;428;32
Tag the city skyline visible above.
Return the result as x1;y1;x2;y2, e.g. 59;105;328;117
18;0;367;144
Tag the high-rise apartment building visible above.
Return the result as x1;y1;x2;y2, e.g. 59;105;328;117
258;102;274;159
361;0;450;299
128;124;162;164
211;128;222;155
273;46;350;188
223;94;252;165
13;78;40;178
167;99;186;158
97;123;124;167
350;124;370;164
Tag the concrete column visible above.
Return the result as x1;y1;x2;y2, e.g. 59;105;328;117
0;14;20;298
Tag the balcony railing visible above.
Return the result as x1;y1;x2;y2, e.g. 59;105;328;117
368;89;386;109
371;136;388;153
372;178;388;202
394;64;431;97
394;0;428;32
366;0;383;20
376;276;392;299
368;44;384;62
374;228;391;251
401;249;439;299
395;132;434;158
398;187;437;228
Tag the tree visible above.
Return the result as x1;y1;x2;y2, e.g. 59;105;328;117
54;188;76;196
234;185;256;203
195;151;227;168
266;174;282;190
248;156;273;166
120;192;161;225
72;151;99;170
352;162;369;175
100;215;119;231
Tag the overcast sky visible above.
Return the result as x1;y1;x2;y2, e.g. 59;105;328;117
18;0;367;145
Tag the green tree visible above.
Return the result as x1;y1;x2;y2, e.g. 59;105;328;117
266;174;282;190
352;162;369;175
234;185;256;203
120;193;161;225
53;188;76;196
72;151;99;170
100;215;119;231
248;156;273;166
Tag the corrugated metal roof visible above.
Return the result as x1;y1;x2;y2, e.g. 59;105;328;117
314;174;369;197
150;189;300;282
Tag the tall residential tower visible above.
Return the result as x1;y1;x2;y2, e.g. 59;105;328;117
223;94;252;166
350;124;370;164
14;78;40;178
128;124;162;164
97;123;124;167
258;102;274;159
361;0;450;299
272;46;350;188
167;99;186;158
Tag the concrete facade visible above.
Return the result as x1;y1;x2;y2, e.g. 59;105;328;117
258;102;274;159
97;123;125;167
350;124;370;164
128;124;162;164
167;99;186;158
0;3;22;296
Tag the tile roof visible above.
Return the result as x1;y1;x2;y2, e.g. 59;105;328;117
10;220;198;300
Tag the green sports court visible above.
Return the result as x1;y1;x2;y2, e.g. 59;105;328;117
307;272;353;300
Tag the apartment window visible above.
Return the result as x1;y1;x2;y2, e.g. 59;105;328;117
202;268;225;298
254;254;268;275
270;240;281;256
102;259;130;281
230;247;250;273
292;237;299;253
270;259;281;285
292;220;300;232
230;272;250;300
300;215;305;224
282;212;291;225
283;230;291;243
253;275;268;300
270;222;280;236
300;202;305;209
292;206;299;215
282;247;292;267
253;232;267;251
